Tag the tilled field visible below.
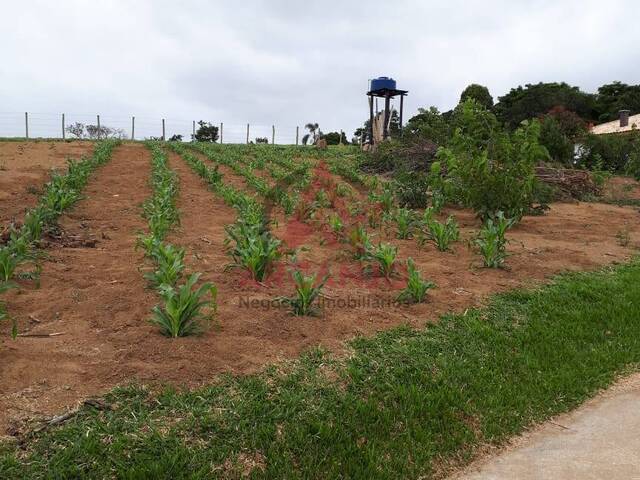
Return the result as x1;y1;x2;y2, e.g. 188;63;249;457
1;140;639;434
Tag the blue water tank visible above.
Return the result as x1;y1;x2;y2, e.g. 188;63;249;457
370;76;397;92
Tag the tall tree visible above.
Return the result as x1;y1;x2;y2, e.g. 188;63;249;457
494;82;596;129
460;84;494;110
595;81;640;122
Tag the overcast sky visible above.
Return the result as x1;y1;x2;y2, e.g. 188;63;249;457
1;0;639;141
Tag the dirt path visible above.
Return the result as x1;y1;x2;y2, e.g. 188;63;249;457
0;143;154;433
451;372;640;479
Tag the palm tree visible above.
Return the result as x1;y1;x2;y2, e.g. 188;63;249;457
302;122;321;146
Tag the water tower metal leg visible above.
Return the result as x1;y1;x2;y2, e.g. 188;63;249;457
383;94;391;140
399;94;404;137
368;95;374;145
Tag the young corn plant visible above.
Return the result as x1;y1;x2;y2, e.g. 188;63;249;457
0;247;21;282
315;189;331;208
143;242;186;289
393;208;418;239
328;214;344;238
424;215;460;252
369;242;398;279
475;211;514;268
150;273;217;338
397;258;435;304
336;182;353;198
279;270;329;316
225;221;282;281
348;224;372;260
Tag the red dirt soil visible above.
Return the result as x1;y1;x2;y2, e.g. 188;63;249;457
1;143;640;436
0;141;95;227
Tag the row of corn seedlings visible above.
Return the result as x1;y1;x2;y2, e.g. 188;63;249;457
189;143;303;215
167;142;283;282
140;142;216;337
0;140;119;333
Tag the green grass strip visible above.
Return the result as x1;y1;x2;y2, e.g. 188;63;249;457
2;260;640;478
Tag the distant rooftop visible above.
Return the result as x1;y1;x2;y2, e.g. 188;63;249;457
591;113;640;135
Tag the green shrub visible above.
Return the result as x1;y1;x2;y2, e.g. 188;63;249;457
437;99;547;222
393;170;430;209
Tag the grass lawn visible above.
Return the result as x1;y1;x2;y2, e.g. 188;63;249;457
2;259;640;479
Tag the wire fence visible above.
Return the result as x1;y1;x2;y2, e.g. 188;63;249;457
0;112;323;145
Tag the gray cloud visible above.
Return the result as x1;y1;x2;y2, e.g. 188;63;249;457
1;0;639;141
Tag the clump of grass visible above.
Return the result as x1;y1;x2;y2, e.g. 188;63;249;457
423;215;459;251
369;242;398;279
279;270;329;316
151;273;217;338
397;258;435;304
475;211;514;268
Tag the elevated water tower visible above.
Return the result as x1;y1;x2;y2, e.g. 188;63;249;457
366;76;408;145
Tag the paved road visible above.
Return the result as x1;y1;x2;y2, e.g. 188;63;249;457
453;373;640;480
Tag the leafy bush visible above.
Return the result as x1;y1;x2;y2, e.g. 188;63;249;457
475;212;514;268
437;99;547;222
397;258;435;304
393;170;430;208
576;131;640;172
279;270;328;316
151;273;217;338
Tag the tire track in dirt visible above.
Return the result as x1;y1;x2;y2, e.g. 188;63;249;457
0;143;155;432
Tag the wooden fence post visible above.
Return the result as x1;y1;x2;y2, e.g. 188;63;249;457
162;118;166;141
97;115;101;139
246;123;250;144
220;122;223;143
131;116;135;140
25;112;29;139
295;126;299;146
192;121;196;141
62;113;65;140
272;125;275;145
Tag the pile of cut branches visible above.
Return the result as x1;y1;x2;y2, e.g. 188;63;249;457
535;166;601;199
